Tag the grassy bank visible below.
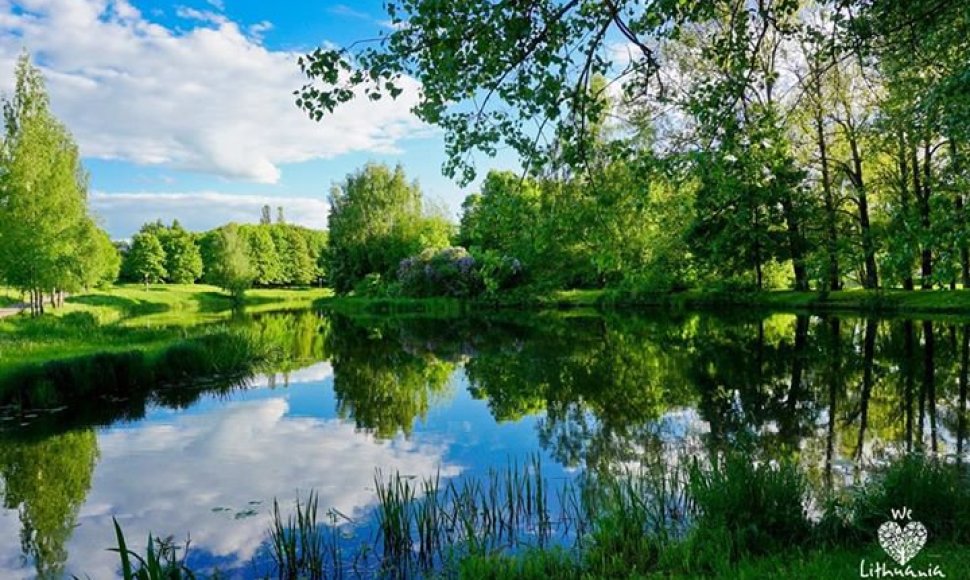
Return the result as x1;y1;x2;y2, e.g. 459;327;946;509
598;287;970;315
316;287;970;318
0;284;330;372
110;453;970;578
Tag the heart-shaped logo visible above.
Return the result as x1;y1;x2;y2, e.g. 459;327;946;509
878;520;928;566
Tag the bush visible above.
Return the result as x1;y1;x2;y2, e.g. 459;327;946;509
477;250;524;295
397;246;484;298
352;273;400;297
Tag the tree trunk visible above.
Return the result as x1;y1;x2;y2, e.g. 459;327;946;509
753;210;764;290
815;112;840;290
915;141;933;289
781;196;809;291
950;139;970;287
849;136;878;289
899;130;916;290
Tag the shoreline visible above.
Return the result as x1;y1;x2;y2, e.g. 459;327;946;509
314;288;970;318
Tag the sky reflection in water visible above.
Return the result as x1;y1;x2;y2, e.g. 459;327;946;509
0;311;967;577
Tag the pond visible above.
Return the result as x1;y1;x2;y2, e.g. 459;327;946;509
0;309;966;577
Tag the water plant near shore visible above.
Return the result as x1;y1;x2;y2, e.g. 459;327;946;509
108;452;970;578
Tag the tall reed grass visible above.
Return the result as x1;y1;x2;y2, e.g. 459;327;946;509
108;452;969;578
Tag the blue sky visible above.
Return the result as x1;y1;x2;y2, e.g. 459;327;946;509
0;0;520;237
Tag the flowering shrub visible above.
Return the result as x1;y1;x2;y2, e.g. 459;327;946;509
397;246;524;297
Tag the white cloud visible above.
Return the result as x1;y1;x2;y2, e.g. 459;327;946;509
90;191;329;237
327;4;373;20
174;6;227;26
0;0;431;183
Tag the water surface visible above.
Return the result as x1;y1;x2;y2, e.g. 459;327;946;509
0;309;966;577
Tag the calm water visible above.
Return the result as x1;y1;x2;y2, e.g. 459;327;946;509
0;309;967;577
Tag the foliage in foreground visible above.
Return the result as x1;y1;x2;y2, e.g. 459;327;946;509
109;453;970;578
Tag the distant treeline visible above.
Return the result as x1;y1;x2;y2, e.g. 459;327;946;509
118;209;327;289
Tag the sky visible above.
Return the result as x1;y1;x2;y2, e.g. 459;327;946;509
0;0;520;238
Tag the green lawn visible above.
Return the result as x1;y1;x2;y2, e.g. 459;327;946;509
587;287;970;317
0;284;331;372
0;287;21;308
316;286;970;318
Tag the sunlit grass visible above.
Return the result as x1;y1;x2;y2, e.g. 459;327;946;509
0;284;331;374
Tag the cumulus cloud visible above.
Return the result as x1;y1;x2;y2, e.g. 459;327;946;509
90;191;329;237
0;0;431;183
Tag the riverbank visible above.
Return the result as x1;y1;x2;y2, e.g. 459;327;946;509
110;453;970;578
314;287;970;318
0;284;331;372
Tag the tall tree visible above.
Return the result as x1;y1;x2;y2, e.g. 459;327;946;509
326;163;446;293
204;224;254;302
126;232;167;289
158;220;203;284
0;53;95;313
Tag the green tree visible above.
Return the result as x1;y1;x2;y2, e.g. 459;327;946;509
125;231;168;288
72;219;121;290
0;53;95;313
159;220;203;284
326;163;448;293
204;224;254;301
282;226;316;286
243;224;283;286
297;2;707;182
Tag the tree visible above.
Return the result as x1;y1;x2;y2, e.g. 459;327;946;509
297;1;712;183
326;163;447;293
282;226;316;286
0;53;99;313
126;232;167;288
204;224;254;301
243;224;283;285
72;219;121;290
159;221;203;284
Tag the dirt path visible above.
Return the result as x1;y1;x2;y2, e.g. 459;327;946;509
0;302;27;318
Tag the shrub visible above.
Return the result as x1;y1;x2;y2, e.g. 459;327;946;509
352;272;399;297
397;246;485;298
476;250;524;295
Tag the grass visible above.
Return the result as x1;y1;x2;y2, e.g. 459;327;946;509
598;287;970;317
314;284;970;319
0;287;21;308
107;453;970;579
111;517;196;580
314;294;465;317
0;284;330;373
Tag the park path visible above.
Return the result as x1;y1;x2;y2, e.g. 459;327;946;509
0;302;27;318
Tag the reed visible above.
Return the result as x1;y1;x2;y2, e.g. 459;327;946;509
107;453;970;578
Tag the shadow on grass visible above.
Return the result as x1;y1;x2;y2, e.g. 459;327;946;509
67;294;170;317
194;291;283;313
